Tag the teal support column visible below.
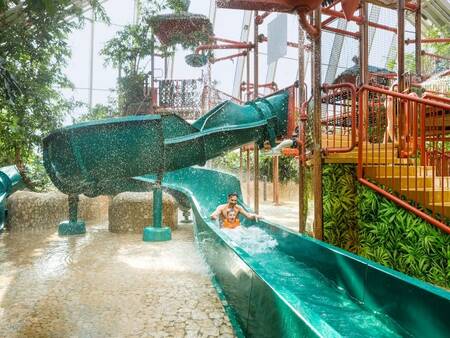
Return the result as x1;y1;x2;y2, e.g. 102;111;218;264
143;179;172;242
59;194;86;236
180;209;192;224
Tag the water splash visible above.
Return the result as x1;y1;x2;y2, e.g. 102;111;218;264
222;226;278;255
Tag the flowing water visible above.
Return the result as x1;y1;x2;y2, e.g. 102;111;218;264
220;225;412;337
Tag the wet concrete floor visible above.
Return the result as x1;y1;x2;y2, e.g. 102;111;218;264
259;200;314;233
0;222;235;338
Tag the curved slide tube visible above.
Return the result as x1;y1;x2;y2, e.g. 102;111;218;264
0;165;23;231
136;167;450;338
43;91;289;197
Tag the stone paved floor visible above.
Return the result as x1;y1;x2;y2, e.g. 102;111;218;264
0;222;235;338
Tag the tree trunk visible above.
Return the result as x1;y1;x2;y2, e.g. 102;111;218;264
14;146;36;191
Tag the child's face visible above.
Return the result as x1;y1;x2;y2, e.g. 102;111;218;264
227;211;236;222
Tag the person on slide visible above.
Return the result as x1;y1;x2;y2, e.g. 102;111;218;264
222;209;241;229
210;192;259;228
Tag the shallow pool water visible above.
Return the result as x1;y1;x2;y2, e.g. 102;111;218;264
0;223;235;338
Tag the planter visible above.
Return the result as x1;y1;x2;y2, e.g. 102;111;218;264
148;13;212;49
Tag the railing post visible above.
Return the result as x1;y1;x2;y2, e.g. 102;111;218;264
398;0;407;155
415;0;422;79
312;8;323;240
273;156;280;205
298;16;306;233
254;10;260;214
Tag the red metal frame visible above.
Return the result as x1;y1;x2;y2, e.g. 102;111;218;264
321;83;357;153
406;38;450;45
211;51;248;63
423;93;450;104
195;42;253;54
421;50;450;62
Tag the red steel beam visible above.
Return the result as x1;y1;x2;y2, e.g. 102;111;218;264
321;7;363;24
406;38;450;44
421;50;450;61
322;7;397;33
323;26;360;39
195;43;253;54
321;15;338;27
212;51;248;63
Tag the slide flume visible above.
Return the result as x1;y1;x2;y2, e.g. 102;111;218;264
135;167;449;338
42;93;449;337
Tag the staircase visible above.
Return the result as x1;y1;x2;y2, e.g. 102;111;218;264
322;132;450;223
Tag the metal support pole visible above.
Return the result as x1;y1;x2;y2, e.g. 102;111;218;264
239;148;243;184
254;147;259;213
59;194;85;236
208;62;212;111
68;194;79;223
360;1;369;86
273;156;280;205
246;52;251;101
88;10;95;112
133;0;140;24
298;18;306;233
152;181;163;228
398;0;405;92
254;10;260;214
398;0;406;153
415;0;422;79
150;33;155;114
360;1;369;145
312;9;323;240
263;176;267;201
143;173;171;241
246;149;251;205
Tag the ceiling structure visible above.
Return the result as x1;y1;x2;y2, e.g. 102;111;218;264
208;0;449;96
1;0;448;101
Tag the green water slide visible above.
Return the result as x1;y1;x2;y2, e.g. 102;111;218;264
135;167;450;338
0;165;23;231
42;92;450;337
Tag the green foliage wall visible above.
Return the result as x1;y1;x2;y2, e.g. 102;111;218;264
323;164;450;289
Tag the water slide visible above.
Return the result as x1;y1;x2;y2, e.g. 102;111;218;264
0;165;23;231
42;92;449;337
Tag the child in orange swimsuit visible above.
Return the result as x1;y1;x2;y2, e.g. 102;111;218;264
222;209;240;229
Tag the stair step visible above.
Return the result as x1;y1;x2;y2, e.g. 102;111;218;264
365;165;434;177
401;188;450;204
374;176;450;189
425;202;450;217
328;152;412;164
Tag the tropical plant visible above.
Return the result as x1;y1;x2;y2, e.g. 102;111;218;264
322;164;449;289
75;102;118;123
0;0;107;189
260;154;299;183
323;164;359;250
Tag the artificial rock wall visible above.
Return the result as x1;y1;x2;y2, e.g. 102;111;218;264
6;191;110;231
6;191;179;233
109;192;178;233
